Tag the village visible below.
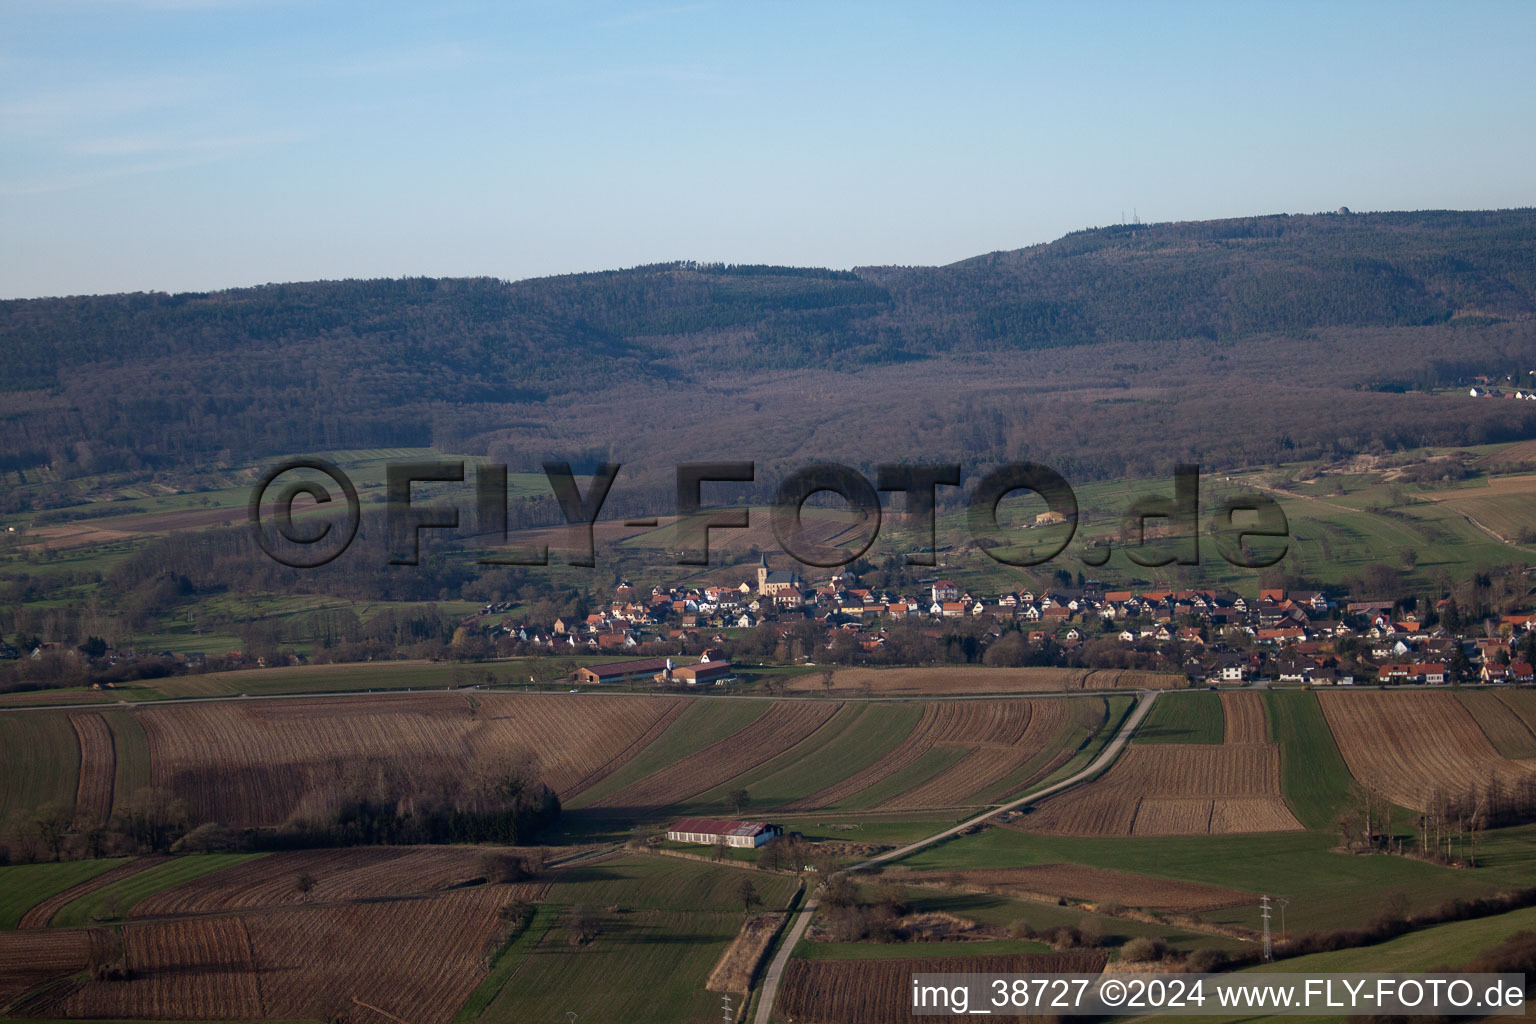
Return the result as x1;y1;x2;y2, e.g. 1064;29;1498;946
472;553;1536;689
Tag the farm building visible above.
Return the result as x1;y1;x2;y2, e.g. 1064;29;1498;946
573;657;672;685
660;659;734;685
666;818;783;848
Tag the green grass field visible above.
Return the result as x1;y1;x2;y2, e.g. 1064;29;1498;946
564;699;771;810
776;814;967;849
103;709;150;803
1263;689;1357;830
794;937;1055;959
467;853;793;1024
453;903;557;1024
0;713;80;835
551;855;800;913
892;826;1536;938
474;908;743;1024
1253;904;1536;973
866;884;1249;954
0;858;129;929
51;853;265;926
1133;691;1224;745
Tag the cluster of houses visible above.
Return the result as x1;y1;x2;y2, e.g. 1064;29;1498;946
1466;373;1536;400
481;555;1536;685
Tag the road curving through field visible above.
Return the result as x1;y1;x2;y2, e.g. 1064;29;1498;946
751;689;1160;1024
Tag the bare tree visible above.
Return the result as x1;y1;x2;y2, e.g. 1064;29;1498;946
33;802;72;861
736;878;761;912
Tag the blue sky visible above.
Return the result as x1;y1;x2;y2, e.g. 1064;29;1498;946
1;0;1533;298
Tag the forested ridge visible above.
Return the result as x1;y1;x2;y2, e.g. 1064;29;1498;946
3;208;1535;479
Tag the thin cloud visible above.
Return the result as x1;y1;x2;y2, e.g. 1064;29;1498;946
67;130;297;157
0;75;216;135
0;154;220;196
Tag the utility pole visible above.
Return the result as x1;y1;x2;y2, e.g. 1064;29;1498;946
722;994;734;1023
1276;897;1291;942
1260;895;1273;962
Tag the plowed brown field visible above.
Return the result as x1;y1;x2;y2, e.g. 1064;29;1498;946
779;952;1108;1023
0;929;106;1009
901;864;1254;912
1221;691;1268;744
68;712;115;827
786;699;1072;811
590;700;842;809
1497;689;1536;734
1014;742;1301;836
25;885;511;1024
138;692;683;826
133;846;546;917
793;666;1181;695
1458;691;1536;759
1319;690;1536;811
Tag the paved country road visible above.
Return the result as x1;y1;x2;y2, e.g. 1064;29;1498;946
751;689;1160;1024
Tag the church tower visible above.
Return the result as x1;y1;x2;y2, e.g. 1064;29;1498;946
756;553;770;596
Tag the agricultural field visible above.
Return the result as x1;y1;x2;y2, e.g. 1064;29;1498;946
778;952;1106;1023
464;854;801;1024
1132;690;1224;744
897;824;1536;938
893;863;1256;914
0;713;80;837
0;929;107;1009
552;855;801;913
1419;471;1536;543
783;699;1084;812
67;713;114;829
17;885;515;1023
16;858;160;929
133;691;685;826
51;854;264;928
103;710;151;809
0;860;128;930
1495;687;1536;734
564;699;763;809
1013;692;1300;836
791;665;1182;695
1255;904;1536;974
1219;691;1268;745
1318;690;1536;811
582;700;841;811
130;846;545;917
1262;689;1357;829
1459;689;1536;759
844;883;1248;954
684;701;927;812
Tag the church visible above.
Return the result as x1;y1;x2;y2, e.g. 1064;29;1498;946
755;553;803;597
